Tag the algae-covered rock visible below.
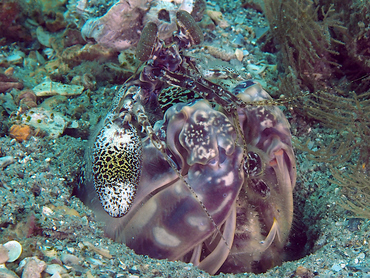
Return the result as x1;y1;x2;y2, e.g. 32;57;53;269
18;107;67;138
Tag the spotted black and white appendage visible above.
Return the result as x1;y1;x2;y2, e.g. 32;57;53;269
92;122;142;218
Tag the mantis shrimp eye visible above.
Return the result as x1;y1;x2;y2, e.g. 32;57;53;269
244;151;263;177
176;10;204;45
135;22;158;62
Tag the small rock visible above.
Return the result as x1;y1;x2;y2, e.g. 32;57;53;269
17;107;67;138
50;273;61;278
60;253;80;265
20;257;46;278
86;257;102;266
0;156;15;169
235;48;243;62
68;264;87;275
294;265;313;277
206;10;230;28
331;263;342;272
0;268;20;278
129;265;140;275
9;124;33;142
85;270;95;278
6;50;25;65
42;206;54;216
0;245;10;264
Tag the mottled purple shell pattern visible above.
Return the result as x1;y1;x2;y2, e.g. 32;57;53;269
89;81;296;274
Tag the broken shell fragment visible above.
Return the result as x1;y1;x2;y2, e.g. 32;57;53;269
36;26;53;47
3;240;22;263
235;49;243;62
247;63;267;75
32;80;84;97
82;241;112;259
206;10;230;28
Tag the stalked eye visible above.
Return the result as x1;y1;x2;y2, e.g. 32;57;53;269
251;179;270;198
135;22;158;62
243;151;263;177
176;10;204;45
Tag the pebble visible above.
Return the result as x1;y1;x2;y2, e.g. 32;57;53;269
0;245;10;264
20;257;46;278
68;264;87;275
295;266;310;276
85;271;95;278
18;107;67;138
331;263;342;272
42;206;54;216
6;50;25;64
45;264;67;275
357;252;365;260
86;257;103;266
129;265;140;275
0;268;19;278
60;253;80;265
0;156;15;169
50;273;62;278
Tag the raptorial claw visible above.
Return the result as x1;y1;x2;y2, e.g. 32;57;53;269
92;122;142;218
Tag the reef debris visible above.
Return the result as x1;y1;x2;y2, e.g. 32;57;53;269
81;0;151;51
0;73;24;93
32;79;84;97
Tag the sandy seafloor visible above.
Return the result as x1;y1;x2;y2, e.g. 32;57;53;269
0;0;370;277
